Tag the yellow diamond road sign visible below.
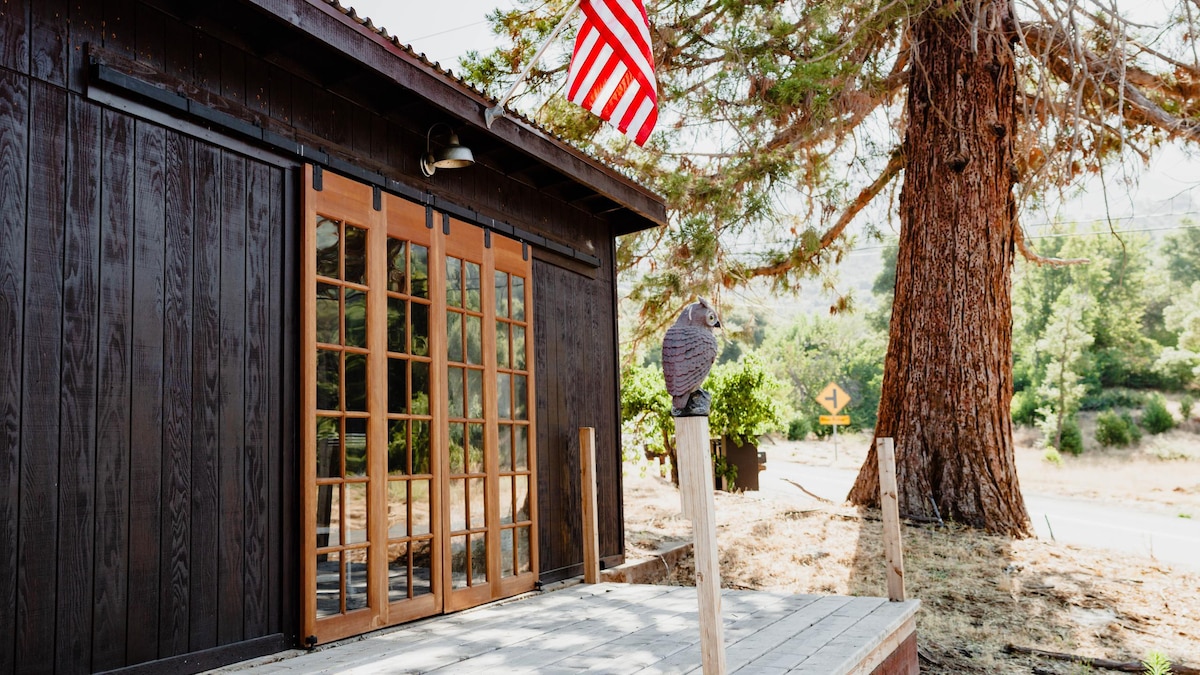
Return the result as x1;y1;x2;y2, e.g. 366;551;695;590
817;382;851;415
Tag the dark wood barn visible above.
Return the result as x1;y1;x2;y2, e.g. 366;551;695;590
0;0;665;671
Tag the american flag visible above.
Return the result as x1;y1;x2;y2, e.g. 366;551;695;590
565;0;658;146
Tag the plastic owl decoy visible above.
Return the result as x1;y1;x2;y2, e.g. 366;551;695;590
662;298;722;416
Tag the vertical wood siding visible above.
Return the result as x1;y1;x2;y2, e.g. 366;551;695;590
0;79;288;671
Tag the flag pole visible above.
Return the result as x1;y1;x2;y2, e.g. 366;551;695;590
484;0;583;129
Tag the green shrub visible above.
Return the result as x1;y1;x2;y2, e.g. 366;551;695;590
787;417;810;441
1011;390;1042;426
706;354;787;446
1142;396;1176;434
1181;394;1195;421
1080;387;1149;412
1095;411;1133;447
1041;415;1083;455
1122;412;1143;443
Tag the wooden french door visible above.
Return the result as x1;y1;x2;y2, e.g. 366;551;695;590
301;167;537;645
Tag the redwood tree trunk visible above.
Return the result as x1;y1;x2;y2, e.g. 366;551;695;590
848;0;1032;537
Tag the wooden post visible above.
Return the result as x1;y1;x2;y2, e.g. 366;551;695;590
676;416;726;675
580;427;600;584
876;436;906;601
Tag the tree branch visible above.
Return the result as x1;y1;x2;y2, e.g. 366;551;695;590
1013;221;1090;267
736;149;904;282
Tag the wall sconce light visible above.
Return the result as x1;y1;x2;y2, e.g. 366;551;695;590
421;122;475;177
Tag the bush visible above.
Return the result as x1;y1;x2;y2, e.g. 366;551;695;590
1079;387;1149;412
706;354;787;446
1122;412;1143;443
787;417;810;441
1095;411;1133;447
1142;396;1176;434
1059;417;1084;455
1181;395;1195;421
1011;390;1042;426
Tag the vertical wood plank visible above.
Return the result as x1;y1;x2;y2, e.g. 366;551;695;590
102;0;136;60
92;108;134;673
65;0;102;93
876;437;907;602
126;119;166;666
220;42;246;108
162;16;194;88
57;92;101;675
676;415;726;675
267;65;292;126
159;130;194;659
134;3;165;71
193;33;220;97
244;56;270;117
30;0;68;86
579;427;599;584
189;142;221;651
243;160;271;638
0;68;28;675
17;79;66;671
218;150;247;646
274;166;297;638
0;0;29;74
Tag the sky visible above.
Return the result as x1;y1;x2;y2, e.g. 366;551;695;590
344;2;515;68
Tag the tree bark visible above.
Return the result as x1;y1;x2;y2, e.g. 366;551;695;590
848;0;1033;537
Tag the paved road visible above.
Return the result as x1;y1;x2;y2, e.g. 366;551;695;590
757;460;1200;572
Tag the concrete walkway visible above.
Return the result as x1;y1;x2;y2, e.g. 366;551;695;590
208;583;918;674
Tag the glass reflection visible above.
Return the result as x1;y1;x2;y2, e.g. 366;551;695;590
411;479;430;535
447;311;463;363
344;225;367;285
387;481;407;538
316;349;340;411
345;552;367;610
316;283;340;345
345;418;367;477
448;366;464;418
346;482;368;543
387;419;408;475
410;302;430;357
513;325;526;370
449;423;465;474
411;361;430;416
514;374;527;420
496;321;509;368
465;261;481;311
515;425;528;470
466;315;482;365
388;542;409;603
388;358;408;415
345;353;367;412
344;288;367;348
446;257;462;307
498;424;512;471
413;539;432;596
494;271;509;318
470;533;487;583
516;474;530;521
315;549;341;617
500;475;513;525
387;238;407;293
411;245;429;298
315;217;339;279
468;423;484;473
517;526;531;574
316;417;340;478
316;484;340;547
501;529;514;577
449;479;466;531
512;276;525;321
450;536;468;589
467;369;483;420
412;421;430;475
469;477;485;529
387;297;407;353
497;373;511;420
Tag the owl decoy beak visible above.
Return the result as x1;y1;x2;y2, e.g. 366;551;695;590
714;319;722;328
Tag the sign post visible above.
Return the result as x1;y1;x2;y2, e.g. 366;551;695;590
816;383;851;464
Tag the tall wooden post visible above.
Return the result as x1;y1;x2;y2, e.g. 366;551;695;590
580;427;600;584
876;437;906;601
676;416;726;674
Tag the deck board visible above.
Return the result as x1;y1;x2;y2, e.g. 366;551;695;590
208;583;918;674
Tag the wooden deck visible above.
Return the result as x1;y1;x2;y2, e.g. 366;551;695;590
212;582;920;674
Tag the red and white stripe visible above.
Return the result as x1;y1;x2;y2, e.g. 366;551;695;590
566;0;658;146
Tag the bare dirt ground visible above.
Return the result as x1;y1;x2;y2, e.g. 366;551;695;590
622;421;1200;674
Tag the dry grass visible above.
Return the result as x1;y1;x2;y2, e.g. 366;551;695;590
622;434;1200;674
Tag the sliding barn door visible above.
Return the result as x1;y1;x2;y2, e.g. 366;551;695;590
300;167;536;645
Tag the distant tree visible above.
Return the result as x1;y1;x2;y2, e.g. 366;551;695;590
468;0;1200;535
1034;294;1093;452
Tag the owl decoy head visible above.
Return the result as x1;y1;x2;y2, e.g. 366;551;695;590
682;297;721;330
